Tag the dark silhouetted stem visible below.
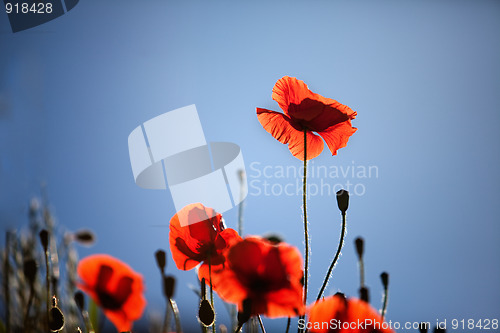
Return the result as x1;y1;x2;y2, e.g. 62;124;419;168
209;256;216;333
285;317;291;333
380;273;389;320
257;315;266;333
359;258;365;288
298;130;309;333
234;322;243;333
23;284;35;330
43;242;50;329
316;212;346;301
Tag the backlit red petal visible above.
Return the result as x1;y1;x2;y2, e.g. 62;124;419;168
317;120;357;156
257;108;324;160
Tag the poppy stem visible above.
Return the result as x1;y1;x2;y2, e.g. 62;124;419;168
316;211;347;301
285;317;291;333
4;232;10;333
234;322;243;333
209;256;216;333
23;284;34;330
299;129;309;333
168;298;182;333
257;315;266;333
380;272;389;320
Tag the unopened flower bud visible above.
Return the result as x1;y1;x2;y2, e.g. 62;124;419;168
154;249;166;273
354;237;364;259
39;229;49;251
336;189;349;214
199;299;215;327
380;272;389;289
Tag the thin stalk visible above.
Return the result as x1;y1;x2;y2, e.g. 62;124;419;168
209;256;216;333
316;212;347;301
381;287;389;320
298;129;309;333
162;299;171;333
359;258;365;288
43;244;51;330
234;322;243;333
238;170;246;236
168;298;182;333
23;284;35;330
82;310;95;333
285;317;291;333
257;316;266;333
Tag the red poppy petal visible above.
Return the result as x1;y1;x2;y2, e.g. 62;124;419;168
263;287;305;318
208;264;248;304
317;120;357;156
227;237;265;278
103;308;133;332
257;108;324;160
308;296;346;333
272;76;314;115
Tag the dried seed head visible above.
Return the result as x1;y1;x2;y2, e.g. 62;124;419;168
163;275;176;299
198;299;215;327
237;298;252;326
39;229;49;251
74;291;85;311
73;230;95;246
359;286;370;303
354;237;364;259
336;189;349;214
49;299;65;332
380;272;389;289
154;250;166;273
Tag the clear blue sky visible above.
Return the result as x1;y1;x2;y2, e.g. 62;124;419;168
1;0;499;331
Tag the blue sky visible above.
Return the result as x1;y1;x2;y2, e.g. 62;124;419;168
1;0;499;331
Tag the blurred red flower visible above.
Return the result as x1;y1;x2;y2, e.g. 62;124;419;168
257;76;357;160
169;203;241;281
77;254;146;332
307;294;395;333
211;236;305;318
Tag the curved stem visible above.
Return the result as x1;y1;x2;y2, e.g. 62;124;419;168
298;129;309;333
257;315;266;333
316;212;347;301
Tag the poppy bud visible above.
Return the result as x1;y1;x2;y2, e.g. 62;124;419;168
336;190;349;214
49;297;65;332
264;234;283;245
163;275;176;299
198;299;215;327
354;237;364;259
23;258;37;285
39;229;49;251
237;298;252;326
73;230;95;246
74;291;85;311
380;272;389;289
359;286;370;303
154;249;166;274
419;323;428;333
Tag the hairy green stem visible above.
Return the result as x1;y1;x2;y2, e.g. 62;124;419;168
316;212;347;301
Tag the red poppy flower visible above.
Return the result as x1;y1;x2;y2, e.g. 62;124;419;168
307;294;395;333
257;76;357;160
211;236;305;318
77;254;146;332
169;203;241;279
